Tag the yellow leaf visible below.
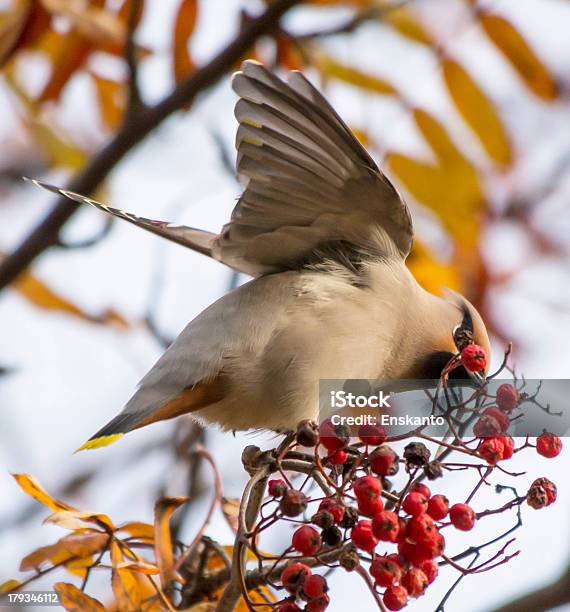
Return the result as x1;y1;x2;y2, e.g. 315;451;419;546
91;73;125;131
407;240;461;295
317;54;397;95
110;541;142;612
64;556;96;578
412;108;465;163
0;0;51;67
44;509;115;531
173;0;198;83
0;579;21;593
442;59;512;167
12;473;76;513
54;582;106;612
117;521;155;542
479;12;557;101
153;497;188;589
387;153;484;247
382;6;433;46
20;532;109;571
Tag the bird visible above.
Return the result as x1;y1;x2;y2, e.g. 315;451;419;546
28;60;491;451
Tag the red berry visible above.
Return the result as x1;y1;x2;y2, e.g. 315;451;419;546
496;384;518;411
328;449;348;465
358;424;387;445
350;520;378;553
420;531;446;559
276;603;301;612
383;585;408;611
401;567;429;597
427;495;449;521
292;526;321;556
473;414;502;438
536;432;562;458
319;419;349;451
369;446;399;476
353;475;382;503
501;435;514;460
402;492;428;516
370;556;402;587
407;513;437;545
477;436;506;464
527;477;557;509
411;483;431;499
483;407;510;432
372;510;400;542
305;594;330;611
268;479;287;497
398;540;431;565
418;559;439;584
303;574;328;600
318;499;345;524
460;344;487;373
358;496;384;518
281;562;311;594
449;503;476;531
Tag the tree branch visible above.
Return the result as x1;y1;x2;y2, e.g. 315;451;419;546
125;0;143;114
489;563;570;612
0;0;300;291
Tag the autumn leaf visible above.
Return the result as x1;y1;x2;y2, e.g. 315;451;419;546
387;153;484;247
479;12;557;101
406;240;461;295
117;521;155;542
91;73;125;131
173;0;198;83
9;266;129;328
382;6;433;46
12;473;76;513
0;579;21;593
276;35;303;71
153;497;187;589
317;54;397;95
54;582;106;612
44;509;115;531
412;108;466;164
0;0;51;67
442;59;512;167
20;532;109;571
110;541;142;612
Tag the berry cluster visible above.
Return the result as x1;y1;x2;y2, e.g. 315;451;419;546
239;346;562;611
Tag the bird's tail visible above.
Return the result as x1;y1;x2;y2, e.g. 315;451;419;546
74;412;145;452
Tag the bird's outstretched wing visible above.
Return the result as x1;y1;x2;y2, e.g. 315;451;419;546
214;60;413;274
28;60;413;276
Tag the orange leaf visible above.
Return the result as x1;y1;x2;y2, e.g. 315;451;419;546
39;30;91;102
412;108;466;163
173;0;197;83
407;240;461;295
442;59;511;167
110;541;142;612
153;497;187;589
382;6;433;46
20;532;109;571
10;266;129;328
91;73;125;131
0;579;21;593
12;473;76;513
54;582;105;612
317;54;397;95
0;0;51;66
117;521;155;542
387;153;484;247
44;509;115;531
479;12;557;101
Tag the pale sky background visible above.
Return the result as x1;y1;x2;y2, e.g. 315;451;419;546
1;0;570;610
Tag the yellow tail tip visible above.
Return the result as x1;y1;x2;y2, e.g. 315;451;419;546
74;433;124;453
